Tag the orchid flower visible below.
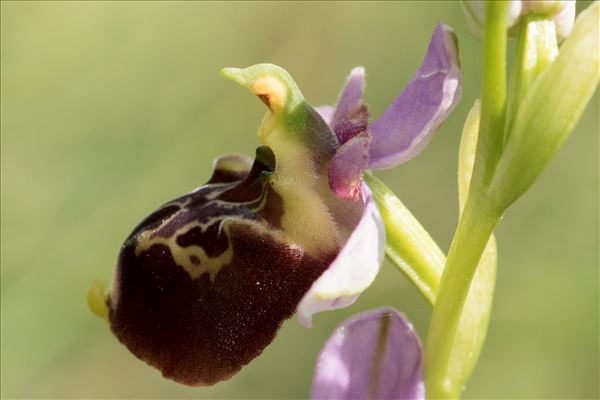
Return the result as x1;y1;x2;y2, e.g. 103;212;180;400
88;23;461;386
311;308;424;400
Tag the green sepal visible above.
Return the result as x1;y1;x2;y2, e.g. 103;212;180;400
221;63;338;176
221;64;305;123
365;174;444;306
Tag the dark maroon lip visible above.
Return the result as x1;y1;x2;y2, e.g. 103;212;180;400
108;143;336;386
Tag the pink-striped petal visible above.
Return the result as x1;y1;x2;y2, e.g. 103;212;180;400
311;308;425;400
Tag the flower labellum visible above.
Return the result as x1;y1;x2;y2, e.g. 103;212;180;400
89;21;461;387
311;308;424;400
104;65;350;386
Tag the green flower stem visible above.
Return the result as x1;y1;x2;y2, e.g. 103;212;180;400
425;3;509;398
424;196;500;399
472;1;509;190
420;101;499;399
365;174;445;306
368;99;499;398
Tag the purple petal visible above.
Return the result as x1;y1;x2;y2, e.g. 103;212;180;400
315;105;335;125
297;184;385;328
311;308;425;400
331;67;369;144
328;132;371;201
368;23;462;170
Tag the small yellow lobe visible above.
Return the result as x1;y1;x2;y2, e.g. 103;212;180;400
251;77;285;112
87;279;109;323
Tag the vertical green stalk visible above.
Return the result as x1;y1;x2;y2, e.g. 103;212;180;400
471;1;509;190
423;2;598;397
425;2;509;398
424;197;500;398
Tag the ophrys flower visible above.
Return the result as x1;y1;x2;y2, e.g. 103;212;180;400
88;23;461;386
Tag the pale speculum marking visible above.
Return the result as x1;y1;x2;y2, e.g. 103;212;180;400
134;177;286;282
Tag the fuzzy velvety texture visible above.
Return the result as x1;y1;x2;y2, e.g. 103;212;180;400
108;146;335;385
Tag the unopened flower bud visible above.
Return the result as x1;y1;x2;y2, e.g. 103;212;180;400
462;0;576;41
552;1;576;40
461;1;523;40
522;0;568;15
522;1;575;40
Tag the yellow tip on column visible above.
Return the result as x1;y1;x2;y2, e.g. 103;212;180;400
87;279;109;323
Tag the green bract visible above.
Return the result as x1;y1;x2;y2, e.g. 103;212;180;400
365;174;444;306
449;100;497;397
491;1;600;210
426;2;598;398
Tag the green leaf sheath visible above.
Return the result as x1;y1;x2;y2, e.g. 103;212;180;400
424;193;500;399
506;17;558;138
438;100;498;398
365;174;444;306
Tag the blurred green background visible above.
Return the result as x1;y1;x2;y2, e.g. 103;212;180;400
1;1;597;398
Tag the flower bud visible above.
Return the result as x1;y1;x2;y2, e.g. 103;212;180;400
522;0;568;15
522;1;575;40
461;1;576;41
461;0;523;40
552;1;576;40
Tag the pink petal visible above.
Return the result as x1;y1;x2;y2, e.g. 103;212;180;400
330;67;369;144
368;23;462;170
311;308;425;400
315;105;335;125
328;132;371;201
